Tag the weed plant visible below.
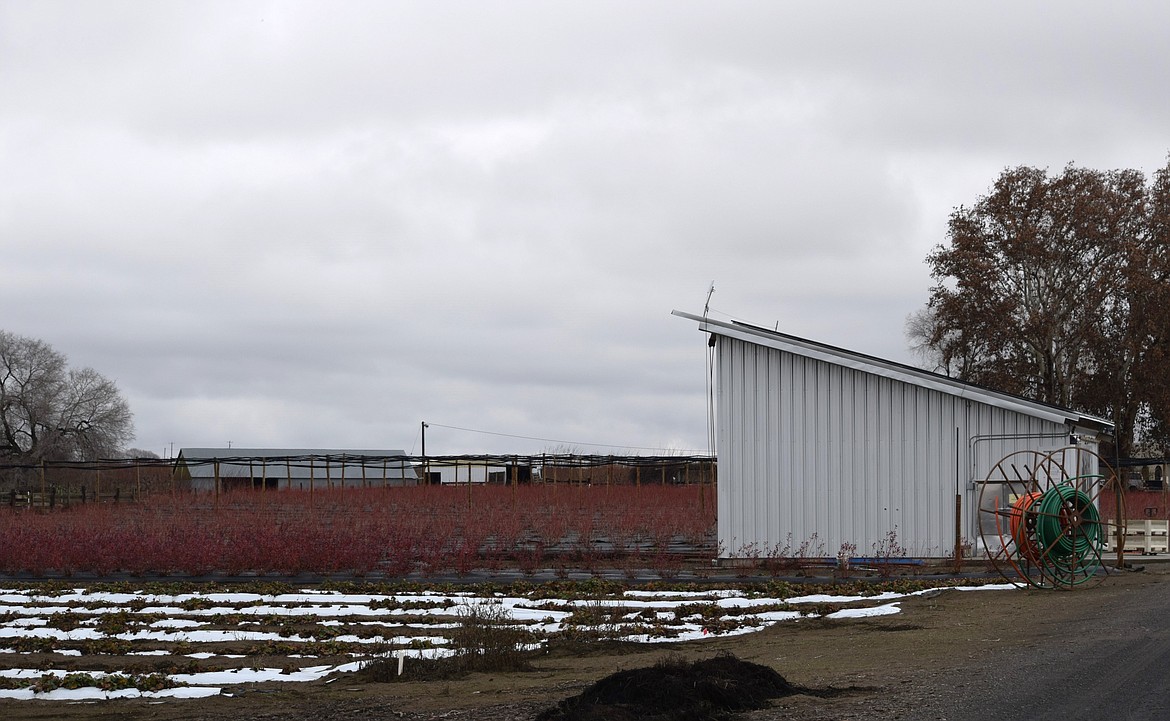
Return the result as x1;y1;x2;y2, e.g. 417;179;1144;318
358;600;535;682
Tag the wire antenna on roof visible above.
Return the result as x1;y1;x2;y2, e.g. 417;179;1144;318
703;282;717;459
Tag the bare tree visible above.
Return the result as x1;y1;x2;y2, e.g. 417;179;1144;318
906;305;962;375
123;448;161;460
0;330;133;463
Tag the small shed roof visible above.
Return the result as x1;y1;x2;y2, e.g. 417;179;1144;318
672;310;1113;435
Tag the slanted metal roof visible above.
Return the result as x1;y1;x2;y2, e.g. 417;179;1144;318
175;448;417;480
672;310;1113;434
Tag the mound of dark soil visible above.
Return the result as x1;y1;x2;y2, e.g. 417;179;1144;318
535;653;808;721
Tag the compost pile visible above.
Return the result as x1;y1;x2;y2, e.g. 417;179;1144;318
536;653;806;721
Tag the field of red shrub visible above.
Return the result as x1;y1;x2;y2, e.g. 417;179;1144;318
0;484;716;577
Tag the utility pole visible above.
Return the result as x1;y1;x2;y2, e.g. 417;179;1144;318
421;421;429;485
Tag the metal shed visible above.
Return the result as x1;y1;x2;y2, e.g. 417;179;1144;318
174;448;418;491
673;311;1114;559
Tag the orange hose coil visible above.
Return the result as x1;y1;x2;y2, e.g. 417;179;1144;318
1009;491;1043;561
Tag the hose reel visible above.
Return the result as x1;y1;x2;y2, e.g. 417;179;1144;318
978;446;1122;589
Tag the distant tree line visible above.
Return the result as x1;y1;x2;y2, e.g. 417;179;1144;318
909;159;1170;457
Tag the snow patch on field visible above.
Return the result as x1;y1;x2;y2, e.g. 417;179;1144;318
0;582;1013;701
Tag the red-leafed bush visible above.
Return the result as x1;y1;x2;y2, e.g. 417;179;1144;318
0;484;715;577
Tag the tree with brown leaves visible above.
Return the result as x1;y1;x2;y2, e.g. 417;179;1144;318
909;161;1170;457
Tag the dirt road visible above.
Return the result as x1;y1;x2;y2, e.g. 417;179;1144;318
754;564;1170;721
909;566;1170;721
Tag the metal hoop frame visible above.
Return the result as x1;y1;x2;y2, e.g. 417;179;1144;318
977;446;1124;589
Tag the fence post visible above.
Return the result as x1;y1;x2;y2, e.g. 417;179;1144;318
953;493;962;572
699;469;705;512
1116;472;1125;567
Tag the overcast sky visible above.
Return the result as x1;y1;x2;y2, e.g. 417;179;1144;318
3;2;1169;457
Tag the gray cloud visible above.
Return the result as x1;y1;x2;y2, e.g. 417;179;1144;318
3;1;1168;456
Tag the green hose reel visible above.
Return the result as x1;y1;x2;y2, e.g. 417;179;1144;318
1034;483;1102;558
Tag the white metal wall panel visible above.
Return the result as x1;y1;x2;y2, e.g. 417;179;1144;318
716;337;1079;559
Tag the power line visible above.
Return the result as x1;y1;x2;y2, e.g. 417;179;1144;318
409;423;421;456
423;422;705;455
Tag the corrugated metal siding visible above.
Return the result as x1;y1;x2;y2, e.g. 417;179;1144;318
717;337;1077;558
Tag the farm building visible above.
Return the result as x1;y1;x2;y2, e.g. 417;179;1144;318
173;449;418;491
419;454;705;486
418;459;531;485
673;311;1114;560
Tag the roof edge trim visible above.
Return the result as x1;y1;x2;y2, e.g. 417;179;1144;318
672;309;1113;432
